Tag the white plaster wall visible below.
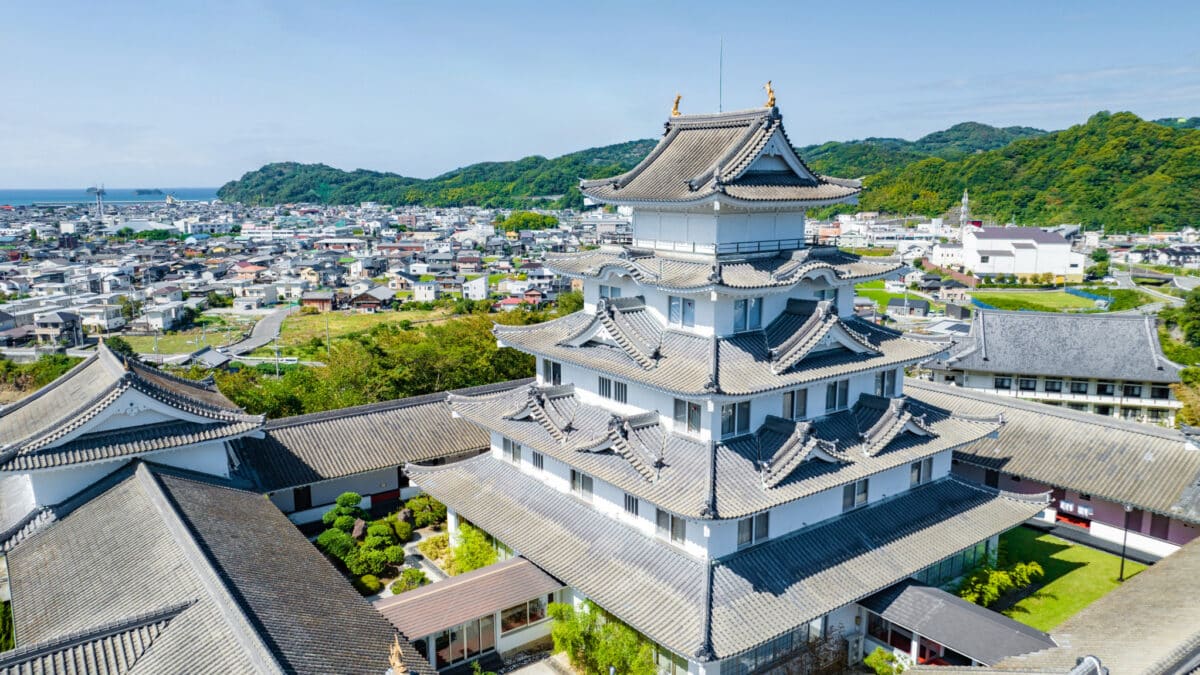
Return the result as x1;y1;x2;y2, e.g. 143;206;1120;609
28;462;128;506
148;441;230;477
309;467;395;507
0;474;35;520
1089;520;1181;558
632;210;718;248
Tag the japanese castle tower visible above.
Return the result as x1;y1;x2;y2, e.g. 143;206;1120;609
411;95;1045;673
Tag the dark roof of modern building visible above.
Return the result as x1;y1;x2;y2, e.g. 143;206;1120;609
543;246;899;290
970;227;1068;244
4;462;433;675
860;579;1055;665
579;107;860;207
374;557;563;640
232;378;531;492
907;380;1200;522
0;344;262;472
985;536;1200;674
930;310;1182;383
495;298;943;398
887;298;931;310
408;455;1044;660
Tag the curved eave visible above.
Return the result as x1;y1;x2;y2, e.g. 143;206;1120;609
580;189;860;210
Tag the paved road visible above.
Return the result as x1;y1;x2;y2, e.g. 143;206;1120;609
225;306;297;355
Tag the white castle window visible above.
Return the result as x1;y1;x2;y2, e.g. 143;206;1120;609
733;297;763;332
673;399;701;434
783;388;808;420
668;296;695;327
720;401;751;438
825;379;849;413
737;512;770;549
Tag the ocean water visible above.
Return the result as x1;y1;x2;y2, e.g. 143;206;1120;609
0;187;220;206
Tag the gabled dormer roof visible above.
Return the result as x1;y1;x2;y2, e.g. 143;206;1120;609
579;107;861;207
766;299;881;374
0;343;261;471
559;296;662;370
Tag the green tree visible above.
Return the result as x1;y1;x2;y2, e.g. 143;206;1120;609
547;601;657;675
864;647;905;675
556;290;584;315
451;523;497;575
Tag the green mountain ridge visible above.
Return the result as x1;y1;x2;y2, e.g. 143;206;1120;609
219;114;1200;231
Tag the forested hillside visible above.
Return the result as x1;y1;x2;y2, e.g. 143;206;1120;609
218;113;1200;231
800;122;1045;177
859;112;1200;231
217;140;656;209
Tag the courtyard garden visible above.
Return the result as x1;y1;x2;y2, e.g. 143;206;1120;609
984;527;1146;631
312;491;502;597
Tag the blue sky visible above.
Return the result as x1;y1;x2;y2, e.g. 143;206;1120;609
2;0;1198;187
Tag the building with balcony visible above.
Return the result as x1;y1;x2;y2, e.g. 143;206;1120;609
407;101;1050;674
927;310;1183;426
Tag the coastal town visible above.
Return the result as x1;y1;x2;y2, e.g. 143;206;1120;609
2;94;1200;675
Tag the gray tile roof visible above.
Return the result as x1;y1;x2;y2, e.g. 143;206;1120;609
232;379;531;492
409;455;1044;659
495;303;941;398
374;557;563;640
6;462;434;675
989;536;1200;674
907;380;1200;522
0;603;186;675
543;246;899;291
860;579;1055;665
0;343;262;471
450;383;1000;519
579;108;860;206
930;310;1182;383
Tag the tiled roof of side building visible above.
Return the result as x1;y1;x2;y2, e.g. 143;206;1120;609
5;462;434;675
542;246;900;291
232;378;532;492
579;107;860;206
495;305;944;397
930;310;1182;383
374;557;563;641
0;343;262;472
449;382;1001;519
971;227;1069;244
906;379;1200;522
409;455;1044;660
859;579;1055;666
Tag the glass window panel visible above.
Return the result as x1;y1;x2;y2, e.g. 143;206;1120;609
435;631;452;669
738;518;753;548
734;299;747;332
737;401;750;433
721;403;736;437
671;515;686;544
748;297;762;329
465;618;480;658
754;512;769;542
657;508;670;535
783;391;794;418
826;382;838;412
528;596;547;623
682;298;695;327
687;402;701;433
450;626;465;663
838;380;849;408
501;604;529;633
842;483;855;512
479;615;495;652
669;296;681;324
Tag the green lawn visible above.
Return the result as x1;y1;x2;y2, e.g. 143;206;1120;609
855;280;938;313
277;308;451;345
124;315;254;354
970;291;1096;312
998;527;1145;631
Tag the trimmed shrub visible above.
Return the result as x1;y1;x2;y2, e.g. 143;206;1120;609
333;515;356;533
390;567;429;595
384;545;407;565
417;532;450;562
315;528;355;560
406;494;448;529
366;522;396;543
354;574;383;595
336;492;363;509
346;548;389;576
362;535;390;551
392;520;413;543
